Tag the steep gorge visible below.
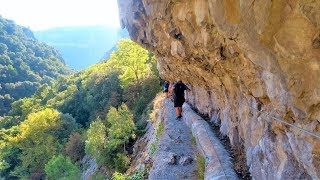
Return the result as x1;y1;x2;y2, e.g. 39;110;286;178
118;0;320;179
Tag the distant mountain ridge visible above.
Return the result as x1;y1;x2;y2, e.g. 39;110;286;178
0;17;71;115
35;26;129;70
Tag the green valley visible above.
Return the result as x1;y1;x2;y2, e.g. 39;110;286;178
0;37;161;179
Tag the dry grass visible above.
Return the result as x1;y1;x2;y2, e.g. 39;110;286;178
149;94;164;122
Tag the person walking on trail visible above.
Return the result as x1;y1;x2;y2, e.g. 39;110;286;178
168;82;174;100
163;81;169;98
173;80;190;119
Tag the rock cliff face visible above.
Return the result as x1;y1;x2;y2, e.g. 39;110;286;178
118;0;320;179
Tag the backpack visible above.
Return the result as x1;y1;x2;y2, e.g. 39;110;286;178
164;82;169;89
174;82;184;98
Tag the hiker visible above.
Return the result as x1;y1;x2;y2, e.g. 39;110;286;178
168;83;174;102
168;82;174;101
163;81;169;98
173;80;190;119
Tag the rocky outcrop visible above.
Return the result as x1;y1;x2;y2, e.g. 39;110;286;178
118;0;320;179
81;156;98;179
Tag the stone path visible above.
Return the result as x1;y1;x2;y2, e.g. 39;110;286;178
148;98;198;180
148;98;238;180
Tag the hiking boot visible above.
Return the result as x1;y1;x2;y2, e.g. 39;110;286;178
176;115;182;120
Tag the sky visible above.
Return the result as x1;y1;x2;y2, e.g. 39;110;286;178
0;0;120;30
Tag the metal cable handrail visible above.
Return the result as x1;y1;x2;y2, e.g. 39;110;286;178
240;101;320;139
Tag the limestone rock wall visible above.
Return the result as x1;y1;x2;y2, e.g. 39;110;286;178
118;0;320;179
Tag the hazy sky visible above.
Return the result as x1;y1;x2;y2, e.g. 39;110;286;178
0;0;120;30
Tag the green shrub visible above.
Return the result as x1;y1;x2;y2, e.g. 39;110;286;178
150;141;158;156
129;168;145;180
156;121;164;139
133;97;147;117
91;172;106;180
45;155;80;180
135;118;148;136
114;152;131;173
197;153;205;180
112;172;127;180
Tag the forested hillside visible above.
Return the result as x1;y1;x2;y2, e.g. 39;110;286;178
35;27;129;70
0;17;71;116
0;39;161;179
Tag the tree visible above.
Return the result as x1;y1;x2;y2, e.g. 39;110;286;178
109;39;150;87
55;113;80;144
9;109;60;177
106;104;135;151
0;116;20;129
85;105;135;169
85;119;106;164
0;127;20;179
64;132;85;163
0;43;8;54
6;109;77;177
109;41;161;117
45;155;80;180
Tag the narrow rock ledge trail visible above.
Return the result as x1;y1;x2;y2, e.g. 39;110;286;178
149;98;238;180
